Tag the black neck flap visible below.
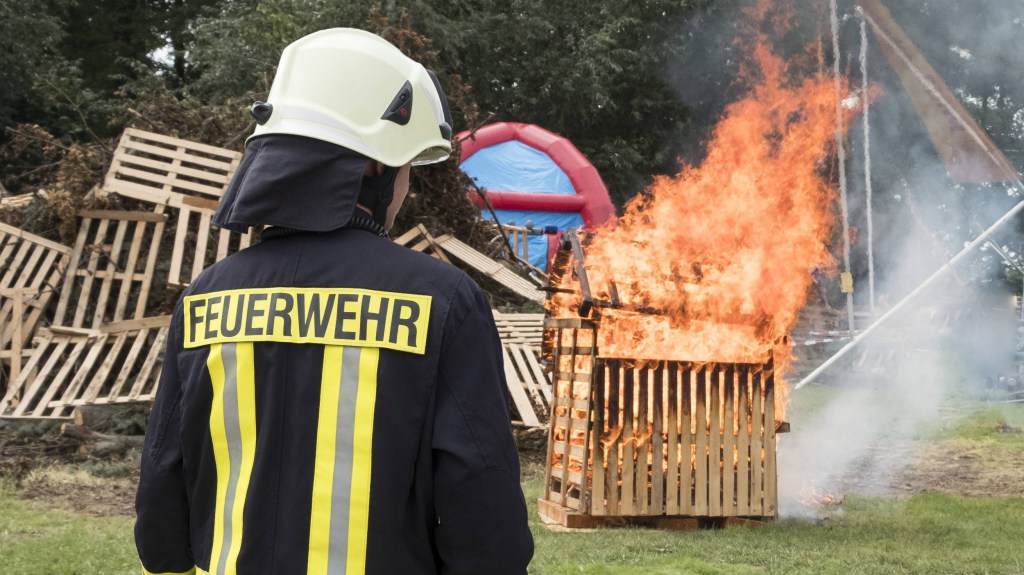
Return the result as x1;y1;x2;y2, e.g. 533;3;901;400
213;135;372;234
357;164;399;227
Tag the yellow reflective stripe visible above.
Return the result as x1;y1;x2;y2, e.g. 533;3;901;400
207;344;230;574
142;567;196;575
227;342;257;571
346;347;379;575
308;345;344;573
207;342;258;575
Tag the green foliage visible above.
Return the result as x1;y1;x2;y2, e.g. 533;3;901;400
0;0;67;128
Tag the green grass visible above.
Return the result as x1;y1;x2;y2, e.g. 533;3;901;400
940;402;1024;443
2;475;1023;575
527;476;1024;574
3;401;1023;574
0;482;138;575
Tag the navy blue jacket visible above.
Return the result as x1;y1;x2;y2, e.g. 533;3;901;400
135;225;533;574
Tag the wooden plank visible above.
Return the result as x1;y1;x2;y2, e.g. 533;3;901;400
736;367;751;514
113;220;147;322
122;127;242;162
635;365;648;515
606;360;620;515
127;326;168;399
751;368;764;516
763;365;777;518
79;210;168;223
501;345;541;426
1;290;25;383
0;222;72;254
709;367;722;516
723;365;737;516
665;364;679;514
433;234;543;303
136;218;165;318
168;208;191;286
192;210;213;282
91;219;129;327
620;364;635;515
102;315;172;333
590;361;606;515
71;218;110;328
680;366;694;516
694;366;708;516
650;366;664;515
511;344;550;411
519;345;553;405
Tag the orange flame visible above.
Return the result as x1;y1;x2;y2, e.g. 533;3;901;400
549;18;859;418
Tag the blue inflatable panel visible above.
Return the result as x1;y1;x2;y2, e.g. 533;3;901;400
488;209;584;271
461;141;575;195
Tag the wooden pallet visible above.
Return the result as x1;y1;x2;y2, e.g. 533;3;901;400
52;210;167;329
99;127;241;205
0;223;73;384
0;317;170;420
491;310;550;426
393;224;451;263
97;127;254;287
492;310;545;344
432;234;545;303
501;342;551;426
539;318;778;525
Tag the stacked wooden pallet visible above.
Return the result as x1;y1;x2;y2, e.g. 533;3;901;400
2;127;554;424
0;223;73;387
492;311;550;426
1;128;250;420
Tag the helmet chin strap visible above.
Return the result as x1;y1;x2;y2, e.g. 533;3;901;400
356;164;399;226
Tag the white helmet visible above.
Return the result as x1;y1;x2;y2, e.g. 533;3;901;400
248;28;453;166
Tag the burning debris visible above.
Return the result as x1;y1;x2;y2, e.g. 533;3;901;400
538;2;860;527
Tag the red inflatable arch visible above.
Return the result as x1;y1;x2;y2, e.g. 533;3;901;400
458;122;616;229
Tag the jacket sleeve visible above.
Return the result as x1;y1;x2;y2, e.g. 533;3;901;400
432;276;534;575
135;307;196;575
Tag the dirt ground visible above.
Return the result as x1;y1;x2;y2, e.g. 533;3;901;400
1;417;1021;520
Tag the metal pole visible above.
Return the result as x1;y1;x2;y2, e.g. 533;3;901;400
859;9;876;312
796;196;1024;389
831;0;857;334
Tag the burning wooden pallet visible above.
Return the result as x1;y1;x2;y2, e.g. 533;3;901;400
538;231;786;527
538;318;778;528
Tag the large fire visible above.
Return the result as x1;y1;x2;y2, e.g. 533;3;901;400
549;14;858;418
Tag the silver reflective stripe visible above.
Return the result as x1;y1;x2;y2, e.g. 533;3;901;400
327;346;362;574
218;343;241;575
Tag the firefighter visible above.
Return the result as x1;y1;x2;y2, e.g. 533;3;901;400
135;28;534;575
